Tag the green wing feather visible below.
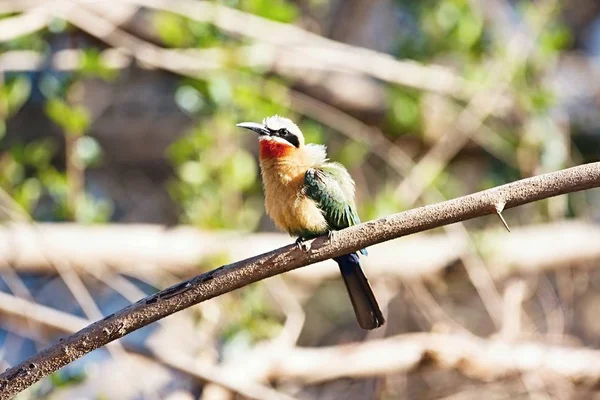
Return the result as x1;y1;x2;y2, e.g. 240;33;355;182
304;163;367;256
304;163;366;254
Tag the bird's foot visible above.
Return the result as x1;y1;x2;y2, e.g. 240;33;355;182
295;237;310;252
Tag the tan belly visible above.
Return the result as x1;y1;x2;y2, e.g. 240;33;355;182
259;150;329;237
260;167;328;237
265;190;329;237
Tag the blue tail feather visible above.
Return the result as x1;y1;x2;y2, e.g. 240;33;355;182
334;253;384;330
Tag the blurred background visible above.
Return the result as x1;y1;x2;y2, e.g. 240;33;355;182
1;0;600;399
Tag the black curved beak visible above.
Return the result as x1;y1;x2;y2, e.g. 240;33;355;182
236;122;270;136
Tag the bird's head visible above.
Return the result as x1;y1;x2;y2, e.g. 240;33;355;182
237;116;304;159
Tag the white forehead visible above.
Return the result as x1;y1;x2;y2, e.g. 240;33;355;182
262;115;302;136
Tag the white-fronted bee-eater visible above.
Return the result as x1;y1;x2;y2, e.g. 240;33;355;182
237;116;385;330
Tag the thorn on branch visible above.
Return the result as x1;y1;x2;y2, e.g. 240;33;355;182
495;200;511;232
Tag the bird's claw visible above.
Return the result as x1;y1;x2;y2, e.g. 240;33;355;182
327;230;338;243
295;237;310;252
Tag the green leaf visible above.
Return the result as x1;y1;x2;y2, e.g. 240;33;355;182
79;48;119;81
243;0;298;23
14;178;42;212
45;98;90;135
24;138;57;167
456;13;483;49
434;1;461;31
154;12;188;47
2;157;25;186
3;76;31;116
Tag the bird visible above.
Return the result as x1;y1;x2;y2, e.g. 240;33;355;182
237;115;385;330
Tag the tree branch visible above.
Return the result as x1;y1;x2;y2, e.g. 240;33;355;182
104;0;474;99
0;7;50;43
1;162;599;398
234;333;600;385
5;287;600;393
1;220;600;283
0;291;298;400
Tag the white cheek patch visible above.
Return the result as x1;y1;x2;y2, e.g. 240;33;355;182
259;136;295;147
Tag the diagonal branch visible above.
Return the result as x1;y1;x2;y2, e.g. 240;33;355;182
0;291;298;400
5;287;600;391
1;162;600;398
105;0;474;99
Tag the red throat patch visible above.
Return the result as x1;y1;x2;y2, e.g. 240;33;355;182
259;140;293;159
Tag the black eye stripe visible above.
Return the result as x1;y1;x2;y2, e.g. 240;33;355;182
286;135;300;148
268;127;299;147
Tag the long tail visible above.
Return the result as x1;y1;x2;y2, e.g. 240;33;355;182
334;253;385;330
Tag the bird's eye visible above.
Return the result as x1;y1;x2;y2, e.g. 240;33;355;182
278;128;288;136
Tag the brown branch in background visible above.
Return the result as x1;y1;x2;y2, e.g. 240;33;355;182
3;0;475;100
0;291;298;400
0;0;537;335
0;0;42;14
4;289;600;395
394;0;558;205
0;7;50;43
0;2;507;343
0;163;599;398
107;0;474;99
234;333;600;385
1;219;599;283
0;49;131;72
0;2;511;168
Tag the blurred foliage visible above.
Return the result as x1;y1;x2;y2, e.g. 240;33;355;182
15;369;88;400
386;87;422;135
168;112;263;230
45;98;90;137
0;0;574;226
0;1;590;393
167;70;297;230
220;285;283;355
0;49;112;222
396;0;487;61
78;48;120;81
383;0;573;210
240;0;299;22
154;12;226;48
